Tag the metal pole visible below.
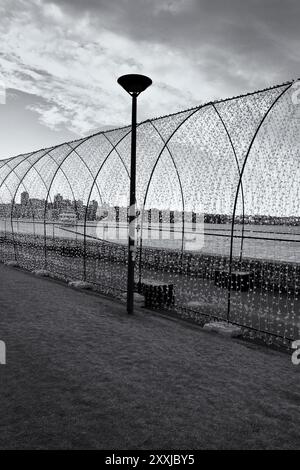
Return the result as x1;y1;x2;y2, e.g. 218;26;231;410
117;73;152;313
127;93;137;314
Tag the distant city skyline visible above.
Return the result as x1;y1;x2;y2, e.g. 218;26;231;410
0;191;298;225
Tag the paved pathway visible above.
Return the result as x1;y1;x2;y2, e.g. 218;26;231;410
0;264;299;449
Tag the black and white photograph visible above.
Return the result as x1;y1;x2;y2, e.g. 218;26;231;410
0;0;299;455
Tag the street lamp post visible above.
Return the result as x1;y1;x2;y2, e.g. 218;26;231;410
117;74;152;314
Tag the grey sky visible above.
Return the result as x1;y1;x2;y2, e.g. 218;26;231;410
0;0;299;157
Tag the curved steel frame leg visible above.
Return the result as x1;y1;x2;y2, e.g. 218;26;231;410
81;127;133;281
212;104;246;262
226;83;292;322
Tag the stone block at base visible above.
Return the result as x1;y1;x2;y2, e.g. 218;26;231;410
136;279;174;309
5;261;19;267
120;293;145;307
203;321;242;338
32;269;50;277
68;281;93;290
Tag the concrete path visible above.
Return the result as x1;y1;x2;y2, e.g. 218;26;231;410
0;264;299;449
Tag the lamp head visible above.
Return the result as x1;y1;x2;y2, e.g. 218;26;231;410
117;74;152;96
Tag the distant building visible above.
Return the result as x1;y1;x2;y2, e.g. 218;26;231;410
54;193;63;209
21;191;29;206
87;200;98;220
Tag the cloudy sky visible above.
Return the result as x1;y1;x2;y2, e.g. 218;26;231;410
0;0;299;158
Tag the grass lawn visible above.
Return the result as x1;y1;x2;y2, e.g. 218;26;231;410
0;263;299;449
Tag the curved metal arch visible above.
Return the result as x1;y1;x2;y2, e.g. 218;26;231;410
140;106;208;272
0;178;19;259
0;154;36;258
2;135;87;232
1;147;57;202
67;131;132;247
21;161;55;206
0;179;15;205
8;138;88;224
0;154;20;175
136;118;187;283
226;82;293;321
0;150;39;196
64;126;133;208
82;126;135;280
42;136;93;265
0;147;60;232
15;148;81;235
0;132;90;201
211;103;246;262
0;178;17;220
66;143;104;206
142;106;207;211
3;159;46;261
148;119;185;217
0;153;32;171
9;151;57;219
8;145;81;258
102;133;130;179
47;153;80;216
6;145;81;263
40;139;93;217
82;126;139;229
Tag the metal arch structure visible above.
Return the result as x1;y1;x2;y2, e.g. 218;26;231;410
0;80;299;348
211;103;246;262
81;127;133;279
137;118;187;284
225;82;295;322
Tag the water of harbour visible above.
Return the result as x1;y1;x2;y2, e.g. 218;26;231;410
0;219;299;264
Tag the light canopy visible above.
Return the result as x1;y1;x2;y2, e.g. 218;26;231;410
117;74;152;96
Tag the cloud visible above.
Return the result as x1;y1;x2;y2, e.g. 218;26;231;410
27;103;69;130
0;0;299;139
